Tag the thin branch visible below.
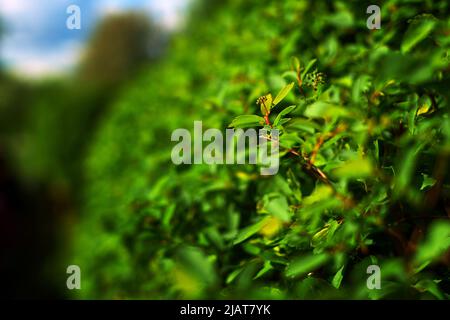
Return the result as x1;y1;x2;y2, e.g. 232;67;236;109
309;123;347;166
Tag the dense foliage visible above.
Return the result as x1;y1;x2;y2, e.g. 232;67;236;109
75;0;450;299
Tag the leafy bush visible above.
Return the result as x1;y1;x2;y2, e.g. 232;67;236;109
74;0;450;299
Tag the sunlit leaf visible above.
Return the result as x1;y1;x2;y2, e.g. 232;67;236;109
285;253;329;278
414;221;450;267
401;18;436;54
233;219;267;245
273;82;294;106
332;265;344;289
265;195;291;222
332;158;373;179
274;105;297;126
420;173;436;190
229;115;265;128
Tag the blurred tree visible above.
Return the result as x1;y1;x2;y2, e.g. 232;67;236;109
11;12;165;186
77;12;163;89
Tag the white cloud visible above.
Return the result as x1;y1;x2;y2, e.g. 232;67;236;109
93;0;190;29
0;0;83;77
147;0;189;30
0;0;53;27
94;0;130;17
2;41;82;77
0;0;28;15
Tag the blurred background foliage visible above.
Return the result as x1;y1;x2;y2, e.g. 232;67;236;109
0;9;163;298
0;0;449;299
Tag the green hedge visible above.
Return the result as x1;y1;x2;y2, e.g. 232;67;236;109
74;0;450;299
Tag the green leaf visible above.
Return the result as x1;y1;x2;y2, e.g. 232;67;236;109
233;219;267;245
311;226;329;247
285;253;329;278
279;132;303;149
176;246;217;287
303;185;334;206
291;56;300;71
281;70;298;82
414;279;445;300
416;95;433;117
226;268;243;284
332;158;373;179
401;18;435;54
420;173;436;190
286;118;320;134
304;101;350;119
265;195;291;222
414;221;450;267
273;82;294;106
229;115;265;128
254;261;273;280
394;142;425;195
331;265;344;289
301;58;317;79
277;118;292;126
162;203;176;229
352;75;372;103
274;105;297;126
